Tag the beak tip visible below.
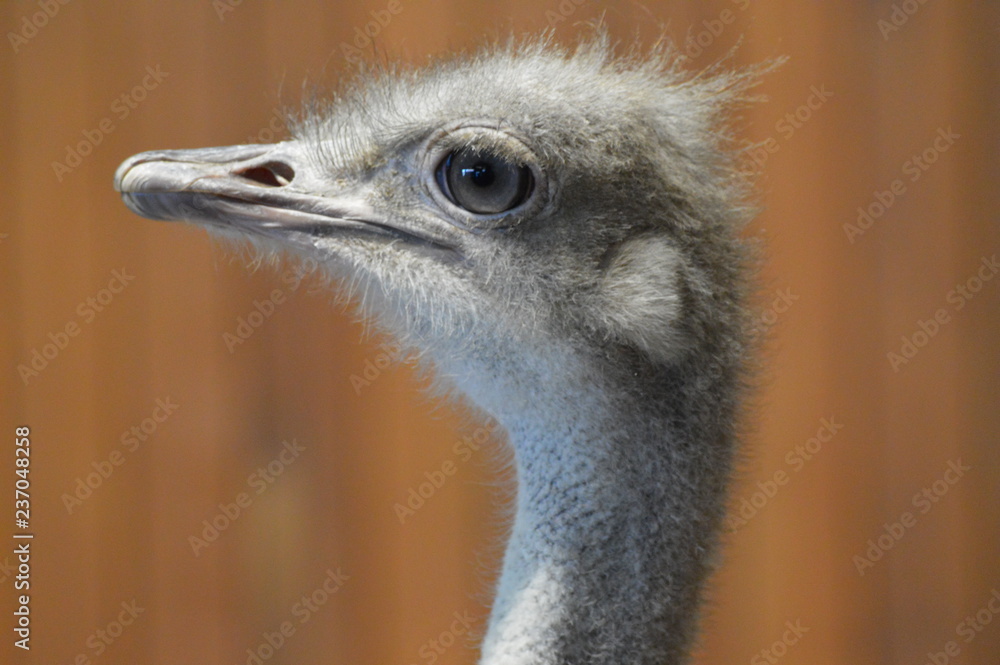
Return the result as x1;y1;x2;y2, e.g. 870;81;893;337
113;154;137;193
113;151;192;221
114;150;161;194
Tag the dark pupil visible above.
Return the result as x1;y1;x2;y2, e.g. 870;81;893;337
461;163;495;188
440;148;531;215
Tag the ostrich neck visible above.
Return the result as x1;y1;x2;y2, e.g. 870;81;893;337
477;364;730;665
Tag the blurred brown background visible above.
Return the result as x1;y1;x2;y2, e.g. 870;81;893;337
2;1;998;664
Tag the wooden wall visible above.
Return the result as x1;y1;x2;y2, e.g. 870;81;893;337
2;1;997;664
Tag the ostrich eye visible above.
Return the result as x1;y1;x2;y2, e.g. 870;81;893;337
436;148;533;215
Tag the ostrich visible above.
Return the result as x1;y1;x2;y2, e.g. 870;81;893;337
115;34;768;665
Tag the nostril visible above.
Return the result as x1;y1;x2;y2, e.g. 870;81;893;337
236;161;295;187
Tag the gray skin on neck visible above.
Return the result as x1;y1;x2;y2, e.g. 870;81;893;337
115;34;765;665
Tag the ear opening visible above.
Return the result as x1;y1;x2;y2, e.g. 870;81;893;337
592;235;691;363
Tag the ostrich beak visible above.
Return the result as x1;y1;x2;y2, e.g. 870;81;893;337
114;142;458;251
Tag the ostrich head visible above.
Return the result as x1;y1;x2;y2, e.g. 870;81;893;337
116;34;768;665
